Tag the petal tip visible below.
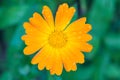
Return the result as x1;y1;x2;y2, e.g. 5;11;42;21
33;12;38;16
62;3;69;6
33;12;41;18
70;7;76;12
82;17;86;22
23;22;28;28
23;49;29;55
43;5;49;9
42;6;49;14
87;44;93;52
88;24;92;31
56;72;62;76
90;45;93;51
29;17;32;21
23;47;35;55
80;59;85;64
21;35;25;40
38;64;45;70
31;60;37;65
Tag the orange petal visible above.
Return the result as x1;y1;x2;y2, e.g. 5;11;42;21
46;48;55;70
82;24;92;33
31;44;50;64
22;35;47;46
50;49;63;75
65;17;87;33
23;22;40;35
73;52;85;64
55;3;68;27
71;63;77;71
79;34;92;42
80;43;93;52
67;44;85;64
68;34;92;42
23;45;41;55
55;3;76;31
31;50;45;65
42;6;54;31
32;45;51;70
69;41;93;53
29;12;51;33
60;47;74;72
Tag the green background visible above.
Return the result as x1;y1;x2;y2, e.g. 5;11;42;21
0;0;120;80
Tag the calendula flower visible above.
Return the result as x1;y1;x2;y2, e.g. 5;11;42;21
22;3;93;75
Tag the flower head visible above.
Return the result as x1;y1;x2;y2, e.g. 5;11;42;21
22;3;93;75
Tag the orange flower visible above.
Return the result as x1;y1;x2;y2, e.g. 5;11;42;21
22;3;93;75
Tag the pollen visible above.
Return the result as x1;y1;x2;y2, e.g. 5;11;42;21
48;31;67;48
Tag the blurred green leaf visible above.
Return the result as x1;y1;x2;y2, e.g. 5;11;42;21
19;65;30;76
62;65;94;80
0;5;28;29
104;33;120;51
55;0;75;5
88;0;116;37
48;75;62;80
6;25;25;76
93;50;110;80
105;64;120;79
0;72;13;80
48;75;54;80
11;26;24;49
4;26;16;45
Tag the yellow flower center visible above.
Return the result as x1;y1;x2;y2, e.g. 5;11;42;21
48;31;67;48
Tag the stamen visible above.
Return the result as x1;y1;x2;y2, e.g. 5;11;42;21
48;31;67;48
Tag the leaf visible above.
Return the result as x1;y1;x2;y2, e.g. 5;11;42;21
19;65;30;76
55;0;75;5
0;5;28;29
105;64;120;79
0;72;13;80
62;65;94;80
104;33;120;51
88;0;116;37
6;25;25;70
48;75;62;80
93;50;110;80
